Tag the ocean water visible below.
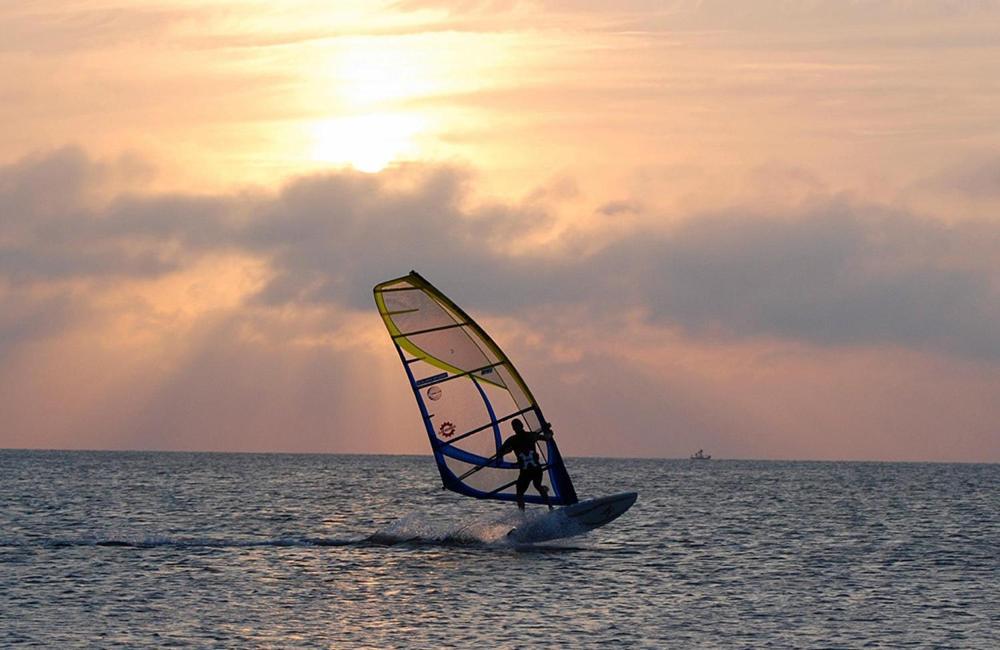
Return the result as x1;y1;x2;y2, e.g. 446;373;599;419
1;451;997;648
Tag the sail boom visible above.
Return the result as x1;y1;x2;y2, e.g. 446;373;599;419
377;286;422;293
391;321;471;339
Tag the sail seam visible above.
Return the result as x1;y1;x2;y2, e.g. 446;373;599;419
392;321;470;338
416;361;505;389
376;286;421;293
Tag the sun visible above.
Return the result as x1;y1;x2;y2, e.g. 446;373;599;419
310;113;425;173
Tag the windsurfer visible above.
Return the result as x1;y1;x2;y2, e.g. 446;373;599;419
498;418;553;511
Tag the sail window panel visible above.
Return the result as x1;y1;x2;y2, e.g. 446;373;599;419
443;456;519;495
474;461;555;496
494;365;533;412
441;444;555;496
467;357;508;388
458;325;504;366
466;467;519;495
383;287;457;334
519;410;545;436
421;377;493;447
446;425;501;460
406;328;493;374
455;459;555;498
476;380;524;426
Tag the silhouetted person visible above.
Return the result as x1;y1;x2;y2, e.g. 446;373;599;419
498;418;553;511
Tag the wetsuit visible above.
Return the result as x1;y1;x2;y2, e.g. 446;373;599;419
498;428;551;509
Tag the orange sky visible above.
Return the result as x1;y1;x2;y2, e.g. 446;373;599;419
1;1;999;461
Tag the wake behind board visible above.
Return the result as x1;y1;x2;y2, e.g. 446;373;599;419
507;492;638;544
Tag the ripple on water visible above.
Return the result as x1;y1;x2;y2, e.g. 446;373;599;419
0;452;997;647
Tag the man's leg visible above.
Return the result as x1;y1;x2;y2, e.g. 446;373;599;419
531;472;552;510
515;472;530;510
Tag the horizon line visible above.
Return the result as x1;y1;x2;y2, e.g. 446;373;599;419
1;447;996;465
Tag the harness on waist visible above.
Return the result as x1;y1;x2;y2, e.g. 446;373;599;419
517;450;540;470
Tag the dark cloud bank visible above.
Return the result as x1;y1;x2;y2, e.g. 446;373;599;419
2;146;999;362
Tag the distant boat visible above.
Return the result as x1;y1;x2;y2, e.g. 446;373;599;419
690;449;711;460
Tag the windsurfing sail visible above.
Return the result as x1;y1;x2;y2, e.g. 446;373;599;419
374;271;578;506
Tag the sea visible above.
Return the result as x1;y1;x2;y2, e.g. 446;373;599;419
1;451;997;648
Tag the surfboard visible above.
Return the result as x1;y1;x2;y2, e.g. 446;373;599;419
506;492;638;544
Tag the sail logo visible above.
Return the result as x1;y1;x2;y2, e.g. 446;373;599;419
438;421;456;438
416;372;448;388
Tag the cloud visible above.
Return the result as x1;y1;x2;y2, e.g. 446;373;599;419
3;148;999;362
118;312;370;453
0;289;79;363
232;175;1000;360
597;200;640;217
0;148;178;285
605;202;1000;359
1;147;998;458
1;146;100;219
0;4;185;54
918;154;1000;200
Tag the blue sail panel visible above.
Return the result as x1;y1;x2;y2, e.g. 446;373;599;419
375;271;578;506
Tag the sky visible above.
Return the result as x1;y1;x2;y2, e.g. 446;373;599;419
1;0;999;461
